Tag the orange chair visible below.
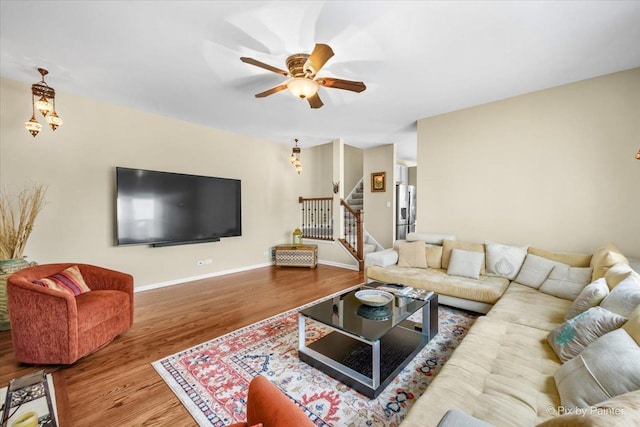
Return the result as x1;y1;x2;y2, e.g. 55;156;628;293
7;263;133;364
229;376;315;427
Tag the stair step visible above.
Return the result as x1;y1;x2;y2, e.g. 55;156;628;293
350;192;363;200
363;243;376;255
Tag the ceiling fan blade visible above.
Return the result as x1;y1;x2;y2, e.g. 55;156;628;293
307;93;324;109
305;43;334;75
316;77;366;93
240;57;289;76
255;84;288;98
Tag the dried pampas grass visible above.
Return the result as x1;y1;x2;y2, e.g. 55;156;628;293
0;184;47;260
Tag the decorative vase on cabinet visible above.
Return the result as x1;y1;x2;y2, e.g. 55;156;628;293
0;257;33;330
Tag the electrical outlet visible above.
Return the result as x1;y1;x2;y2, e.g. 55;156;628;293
205;259;212;264
197;260;205;266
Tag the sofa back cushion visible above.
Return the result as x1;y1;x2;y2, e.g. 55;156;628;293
442;240;485;273
425;245;444;269
539;265;593;300
622;305;640;345
604;262;634;290
406;232;456;245
514;254;564;289
527;247;592;268
590;243;629;281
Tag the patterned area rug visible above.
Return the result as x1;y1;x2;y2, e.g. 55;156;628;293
152;295;478;427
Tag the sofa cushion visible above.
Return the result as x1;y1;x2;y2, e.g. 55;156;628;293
400;316;562;427
448;249;484;279
397;241;428;268
535;389;640;427
590;242;629;281
514;254;565;290
539;265;593;301
622;305;640;345
564;278;609;320
32;265;91;296
442;240;485;273
527;247;592;268
604;262;634;290
484;241;528;280
407;232;456;245
365;248;398;268
554;328;640;409
436;409;495;427
366;265;508;304
547;306;626;363
487;283;572;331
599;273;640;317
425;245;443;269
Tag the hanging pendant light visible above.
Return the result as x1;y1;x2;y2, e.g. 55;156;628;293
25;68;63;137
290;138;302;174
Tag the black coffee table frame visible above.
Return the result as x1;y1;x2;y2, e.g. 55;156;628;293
298;285;438;398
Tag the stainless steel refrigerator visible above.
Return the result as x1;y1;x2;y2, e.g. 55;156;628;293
396;184;416;240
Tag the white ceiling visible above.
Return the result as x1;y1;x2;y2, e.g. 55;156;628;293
2;1;640;162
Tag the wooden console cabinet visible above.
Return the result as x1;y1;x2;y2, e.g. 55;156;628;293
275;244;318;269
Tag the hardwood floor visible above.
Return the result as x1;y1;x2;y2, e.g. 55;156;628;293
0;265;364;426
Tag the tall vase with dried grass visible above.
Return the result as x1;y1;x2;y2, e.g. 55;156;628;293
0;184;47;330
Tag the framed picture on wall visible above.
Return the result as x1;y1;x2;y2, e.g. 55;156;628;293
371;171;386;192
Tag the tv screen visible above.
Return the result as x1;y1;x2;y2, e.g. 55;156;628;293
115;167;241;246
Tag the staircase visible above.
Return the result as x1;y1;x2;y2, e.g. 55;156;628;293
340;179;383;270
346;183;364;212
298;178;383;271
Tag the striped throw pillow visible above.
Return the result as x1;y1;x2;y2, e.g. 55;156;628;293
32;265;91;296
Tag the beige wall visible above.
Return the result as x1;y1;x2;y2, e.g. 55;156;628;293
344;144;364;193
1;77;307;287
364;144;396;248
417;68;640;258
305;142;334;197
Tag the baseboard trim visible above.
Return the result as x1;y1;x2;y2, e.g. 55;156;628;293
134;262;275;293
135;260;358;293
318;259;360;271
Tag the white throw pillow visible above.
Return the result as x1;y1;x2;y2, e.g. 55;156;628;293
447;249;484;280
548;306;627;362
554;329;640;409
599;274;640;317
564;278;609;320
514;254;565;289
540;265;593;300
484;241;528;280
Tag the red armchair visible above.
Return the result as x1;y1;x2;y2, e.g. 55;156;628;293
229;376;315;427
7;263;133;364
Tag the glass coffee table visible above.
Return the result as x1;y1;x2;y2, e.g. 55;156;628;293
298;283;438;398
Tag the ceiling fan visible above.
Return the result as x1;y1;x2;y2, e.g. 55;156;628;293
240;43;366;109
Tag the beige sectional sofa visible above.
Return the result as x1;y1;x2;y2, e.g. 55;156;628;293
364;235;640;426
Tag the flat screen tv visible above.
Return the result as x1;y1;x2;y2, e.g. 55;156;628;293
115;167;241;246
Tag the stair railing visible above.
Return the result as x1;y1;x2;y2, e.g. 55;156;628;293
298;196;334;241
340;199;364;270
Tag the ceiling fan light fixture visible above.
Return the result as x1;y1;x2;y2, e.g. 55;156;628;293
287;77;318;99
